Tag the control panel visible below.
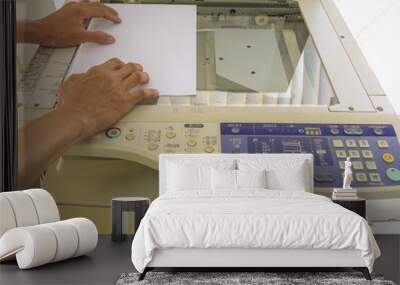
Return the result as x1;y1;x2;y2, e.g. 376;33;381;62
221;123;400;188
97;123;218;157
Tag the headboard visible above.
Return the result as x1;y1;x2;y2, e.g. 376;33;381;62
159;153;314;196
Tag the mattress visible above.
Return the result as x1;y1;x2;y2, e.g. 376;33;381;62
131;189;380;273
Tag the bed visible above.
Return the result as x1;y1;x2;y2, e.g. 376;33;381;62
131;154;380;281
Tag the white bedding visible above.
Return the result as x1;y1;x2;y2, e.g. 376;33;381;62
131;190;380;273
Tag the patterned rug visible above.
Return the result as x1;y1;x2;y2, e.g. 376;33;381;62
116;272;396;285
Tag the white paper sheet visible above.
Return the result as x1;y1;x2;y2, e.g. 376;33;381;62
67;4;197;96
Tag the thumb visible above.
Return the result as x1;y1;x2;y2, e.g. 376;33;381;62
82;31;115;45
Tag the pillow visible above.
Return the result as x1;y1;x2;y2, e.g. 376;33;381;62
266;161;307;191
165;158;236;192
211;168;236;190
238;159;309;191
236;169;267;189
167;163;211;191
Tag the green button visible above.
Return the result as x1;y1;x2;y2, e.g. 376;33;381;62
386;168;400;182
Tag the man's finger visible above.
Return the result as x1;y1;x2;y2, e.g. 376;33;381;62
81;30;115;45
129;89;159;104
101;58;125;70
116;63;143;80
88;58;124;73
66;73;83;81
80;3;121;23
86;2;120;17
124;72;149;89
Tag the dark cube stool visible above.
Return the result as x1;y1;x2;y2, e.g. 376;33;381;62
112;197;150;242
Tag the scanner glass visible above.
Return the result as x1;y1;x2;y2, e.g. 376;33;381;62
130;0;336;107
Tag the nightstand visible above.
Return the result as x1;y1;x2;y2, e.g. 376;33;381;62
111;197;150;242
332;198;366;218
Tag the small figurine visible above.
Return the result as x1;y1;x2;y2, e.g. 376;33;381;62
343;157;353;189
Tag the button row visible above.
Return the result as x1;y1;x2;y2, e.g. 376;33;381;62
146;143;215;153
355;171;400;182
329;128;385;136
332;139;367;148
339;164;400;182
336;150;395;164
338;160;377;170
353;172;382;182
337;171;382;182
332;139;390;148
335;150;374;159
105;129;177;141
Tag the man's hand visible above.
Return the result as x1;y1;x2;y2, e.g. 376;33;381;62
17;1;121;47
57;58;159;140
18;58;157;189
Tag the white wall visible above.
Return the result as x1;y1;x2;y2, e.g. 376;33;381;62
333;0;400;233
334;0;400;115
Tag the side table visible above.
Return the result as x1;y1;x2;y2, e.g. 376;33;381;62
332;198;366;219
112;197;150;242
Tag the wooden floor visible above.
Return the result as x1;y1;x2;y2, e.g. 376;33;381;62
0;235;398;285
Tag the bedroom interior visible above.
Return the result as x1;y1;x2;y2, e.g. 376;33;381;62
1;0;400;284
